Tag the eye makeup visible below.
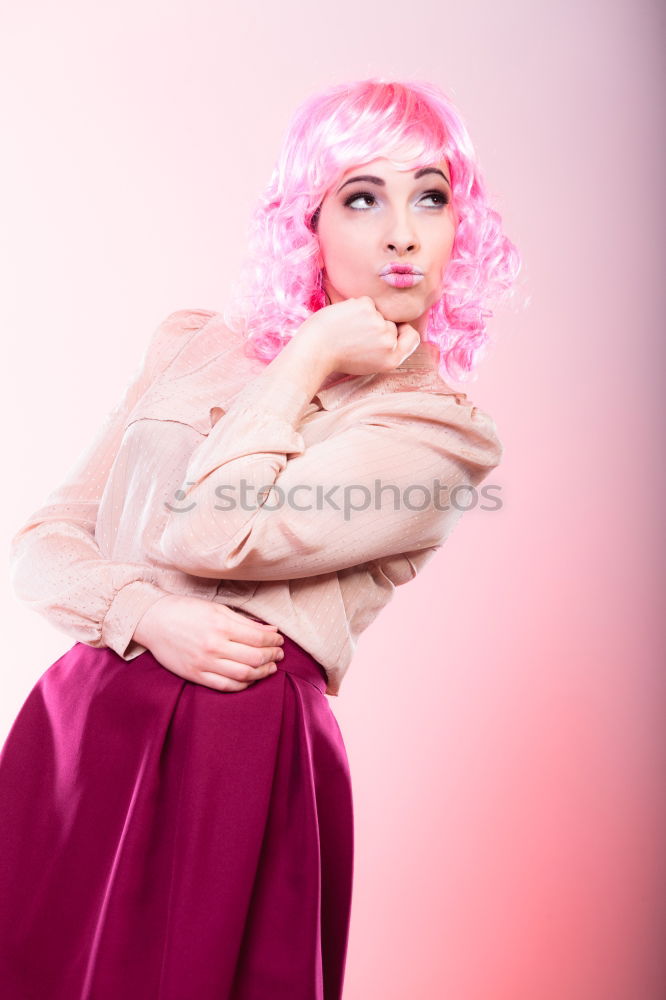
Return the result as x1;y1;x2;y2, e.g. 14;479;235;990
343;189;450;210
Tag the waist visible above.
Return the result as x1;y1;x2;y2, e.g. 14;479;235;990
228;607;328;695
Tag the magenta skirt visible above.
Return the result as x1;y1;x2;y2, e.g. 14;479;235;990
0;625;354;999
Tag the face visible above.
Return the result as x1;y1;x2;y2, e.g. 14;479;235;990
314;157;456;335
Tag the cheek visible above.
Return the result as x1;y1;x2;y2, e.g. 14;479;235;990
318;205;374;257
320;228;366;273
432;226;456;270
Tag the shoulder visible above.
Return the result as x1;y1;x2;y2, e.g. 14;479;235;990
144;308;218;381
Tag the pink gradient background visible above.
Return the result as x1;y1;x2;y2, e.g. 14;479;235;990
1;2;664;998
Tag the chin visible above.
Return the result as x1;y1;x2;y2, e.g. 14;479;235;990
376;298;423;322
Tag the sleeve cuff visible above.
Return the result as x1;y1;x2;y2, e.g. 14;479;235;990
101;580;172;660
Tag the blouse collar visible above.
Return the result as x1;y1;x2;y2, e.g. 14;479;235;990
312;335;457;410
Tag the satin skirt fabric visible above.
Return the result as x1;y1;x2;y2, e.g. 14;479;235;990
0;627;354;999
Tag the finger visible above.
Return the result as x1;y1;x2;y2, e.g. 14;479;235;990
218;612;284;648
396;324;421;361
219;640;284;669
209;658;279;684
197;671;251;692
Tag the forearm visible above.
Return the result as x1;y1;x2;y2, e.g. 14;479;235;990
232;324;333;419
158;325;335;575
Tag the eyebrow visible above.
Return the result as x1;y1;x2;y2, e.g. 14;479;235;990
335;166;451;195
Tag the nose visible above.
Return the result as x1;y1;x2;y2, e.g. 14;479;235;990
385;239;417;254
384;209;419;256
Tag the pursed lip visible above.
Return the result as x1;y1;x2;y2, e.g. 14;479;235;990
378;263;425;276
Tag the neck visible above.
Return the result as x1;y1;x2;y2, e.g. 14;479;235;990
397;335;441;372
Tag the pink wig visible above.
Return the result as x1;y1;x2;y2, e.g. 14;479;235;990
223;77;522;383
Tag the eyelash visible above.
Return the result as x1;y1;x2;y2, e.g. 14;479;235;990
343;189;450;211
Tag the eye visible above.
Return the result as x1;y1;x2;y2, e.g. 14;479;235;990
343;189;450;211
421;189;450;207
344;192;377;210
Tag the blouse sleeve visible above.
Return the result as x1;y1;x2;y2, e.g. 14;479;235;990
8;308;215;659
158;373;503;582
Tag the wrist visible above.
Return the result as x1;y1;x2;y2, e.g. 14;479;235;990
283;321;336;386
287;322;335;386
132;593;171;646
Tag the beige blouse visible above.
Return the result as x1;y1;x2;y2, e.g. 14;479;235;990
9;309;503;697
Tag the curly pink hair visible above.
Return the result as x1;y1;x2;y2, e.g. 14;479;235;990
223;77;522;383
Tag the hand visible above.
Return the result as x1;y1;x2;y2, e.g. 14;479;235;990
133;595;285;692
297;296;421;377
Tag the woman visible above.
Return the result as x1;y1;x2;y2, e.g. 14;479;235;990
1;78;520;998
